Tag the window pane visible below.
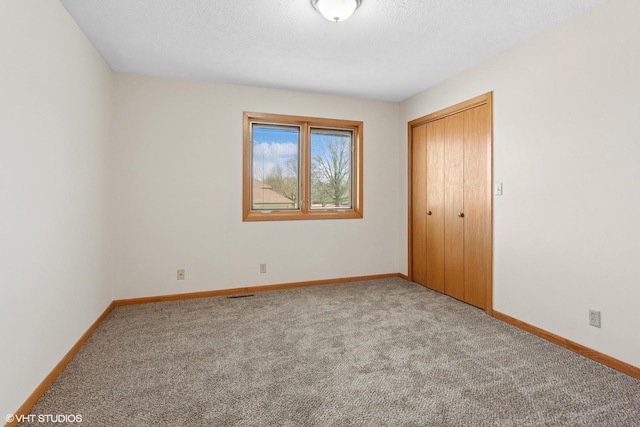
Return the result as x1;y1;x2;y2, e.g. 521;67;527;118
309;128;353;210
251;124;300;211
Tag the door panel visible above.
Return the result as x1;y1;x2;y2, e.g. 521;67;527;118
443;113;465;301
463;105;490;309
425;119;445;292
411;124;427;287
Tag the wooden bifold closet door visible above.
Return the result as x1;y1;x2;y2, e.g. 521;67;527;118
409;94;492;311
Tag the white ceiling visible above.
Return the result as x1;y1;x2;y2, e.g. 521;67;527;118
60;0;607;102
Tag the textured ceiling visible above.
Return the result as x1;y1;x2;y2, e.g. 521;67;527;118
60;0;607;102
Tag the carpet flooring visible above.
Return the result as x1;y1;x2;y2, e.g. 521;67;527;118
22;278;640;426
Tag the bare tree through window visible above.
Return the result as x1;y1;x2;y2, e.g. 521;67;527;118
310;130;352;208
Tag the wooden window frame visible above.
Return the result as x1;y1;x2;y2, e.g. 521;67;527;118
243;112;363;221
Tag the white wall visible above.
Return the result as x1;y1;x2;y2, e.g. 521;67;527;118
110;74;401;300
0;0;113;417
400;0;640;367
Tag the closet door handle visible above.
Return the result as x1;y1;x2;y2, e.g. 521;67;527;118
457;212;465;218
426;210;432;215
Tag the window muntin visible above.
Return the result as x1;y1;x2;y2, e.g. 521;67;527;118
243;112;362;221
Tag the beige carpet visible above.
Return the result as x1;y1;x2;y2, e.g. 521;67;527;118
22;278;640;426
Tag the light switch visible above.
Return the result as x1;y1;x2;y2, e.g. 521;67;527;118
496;182;503;196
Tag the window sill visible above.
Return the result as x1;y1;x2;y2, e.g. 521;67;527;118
243;209;363;221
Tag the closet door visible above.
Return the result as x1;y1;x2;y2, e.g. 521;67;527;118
442;113;465;301
411;124;428;287
425;119;445;293
409;93;492;312
463;105;490;309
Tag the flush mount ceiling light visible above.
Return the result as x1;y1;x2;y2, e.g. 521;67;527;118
311;0;362;23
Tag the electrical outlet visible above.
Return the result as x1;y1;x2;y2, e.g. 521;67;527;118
589;309;601;328
260;263;267;274
177;269;185;280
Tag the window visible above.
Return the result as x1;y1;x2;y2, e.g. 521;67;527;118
243;112;363;221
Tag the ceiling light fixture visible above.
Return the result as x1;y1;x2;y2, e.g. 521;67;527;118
311;0;362;23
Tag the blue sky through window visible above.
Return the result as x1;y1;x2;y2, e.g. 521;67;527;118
252;125;299;181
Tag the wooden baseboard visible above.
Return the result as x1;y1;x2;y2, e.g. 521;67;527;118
113;273;404;306
492;310;640;380
6;302;114;427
